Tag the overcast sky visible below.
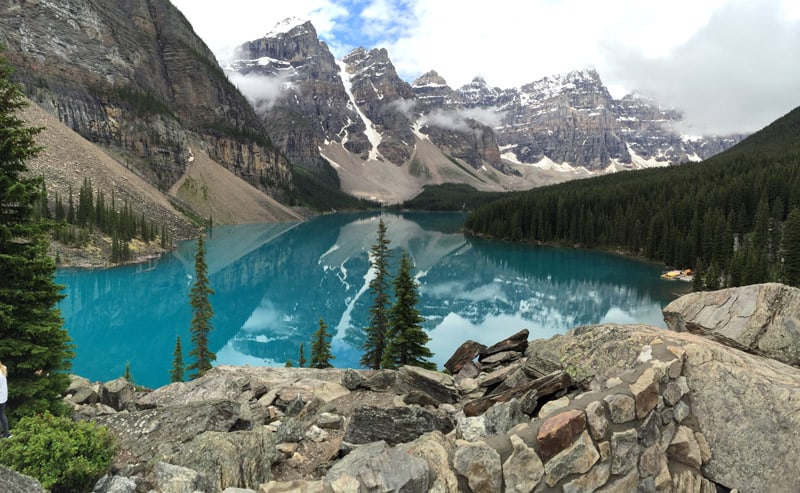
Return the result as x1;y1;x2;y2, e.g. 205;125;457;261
171;0;800;135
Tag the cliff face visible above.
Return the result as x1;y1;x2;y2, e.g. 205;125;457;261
0;0;291;199
229;19;356;173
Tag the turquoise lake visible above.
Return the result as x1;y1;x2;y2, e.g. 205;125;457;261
56;212;686;388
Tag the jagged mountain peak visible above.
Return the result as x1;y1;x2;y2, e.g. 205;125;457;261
265;17;313;38
413;70;449;88
519;68;608;98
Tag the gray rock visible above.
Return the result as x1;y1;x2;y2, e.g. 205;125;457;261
344;406;453;446
453;441;503;493
398;365;459;404
165;427;278;491
552;324;800;493
151;462;211;493
102;377;136;411
585;400;608;440
357;447;430;493
0;465;47;493
479;329;529;359
398;431;459;493
259;480;324;493
602;393;635;423
479;350;522;369
92;474;138;493
68;374;92;394
93;399;241;464
610;428;639;475
562;460;610;493
456;413;487;441
596;469;638;493
326;441;389;483
544;431;600;487
673;400;691;423
72;386;100;405
360;370;398;391
503;434;544;493
667;425;702;469
483;398;527;436
316;412;344;430
340;369;365;390
663;283;800;367
444;340;486;374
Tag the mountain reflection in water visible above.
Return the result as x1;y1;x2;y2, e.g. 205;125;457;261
57;212;684;388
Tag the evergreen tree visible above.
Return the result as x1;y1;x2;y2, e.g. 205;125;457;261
0;52;74;419
382;250;436;370
361;218;392;369
298;343;307;368
187;234;216;379
781;208;800;287
123;361;134;384
170;336;185;383
310;318;335;369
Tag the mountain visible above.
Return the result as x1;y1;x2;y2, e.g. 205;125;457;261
0;0;295;217
419;69;744;170
0;5;746;212
226;19;744;203
464;104;800;288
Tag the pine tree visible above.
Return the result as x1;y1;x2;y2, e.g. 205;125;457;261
187;234;216;379
0;52;74;419
781;208;800;287
310;318;335;369
123;361;134;384
298;343;307;368
361;218;392;369
382;250;436;370
170;335;185;383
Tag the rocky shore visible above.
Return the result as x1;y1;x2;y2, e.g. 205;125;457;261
4;283;800;492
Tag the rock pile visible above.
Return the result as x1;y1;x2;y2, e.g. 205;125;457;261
46;284;800;492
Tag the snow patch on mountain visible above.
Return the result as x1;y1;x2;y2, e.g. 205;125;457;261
336;59;383;161
266;17;308;38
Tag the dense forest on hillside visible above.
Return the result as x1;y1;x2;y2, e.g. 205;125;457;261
396;183;507;211
465;106;800;289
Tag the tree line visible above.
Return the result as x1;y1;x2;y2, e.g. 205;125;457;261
465;106;800;289
47;177;170;262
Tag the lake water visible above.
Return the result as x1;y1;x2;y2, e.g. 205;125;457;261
56;211;685;388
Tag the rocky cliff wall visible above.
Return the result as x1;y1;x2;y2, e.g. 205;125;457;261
0;0;292;199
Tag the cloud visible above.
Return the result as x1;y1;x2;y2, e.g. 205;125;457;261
388;98;416;118
227;72;291;113
421;107;506;133
602;0;800;134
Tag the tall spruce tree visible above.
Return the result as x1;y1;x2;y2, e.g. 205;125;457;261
310;318;335;369
0;51;74;418
781;208;800;287
187;234;216;379
382;250;436;370
170;335;185;383
361;218;391;369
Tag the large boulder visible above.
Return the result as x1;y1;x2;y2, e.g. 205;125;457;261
0;465;47;493
663;283;800;367
93;399;242;465
343;406;454;446
550;324;800;493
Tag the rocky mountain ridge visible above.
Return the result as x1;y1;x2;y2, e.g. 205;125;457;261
0;0;295;223
0;283;792;492
226;18;744;203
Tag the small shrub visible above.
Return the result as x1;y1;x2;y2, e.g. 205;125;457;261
0;413;116;493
